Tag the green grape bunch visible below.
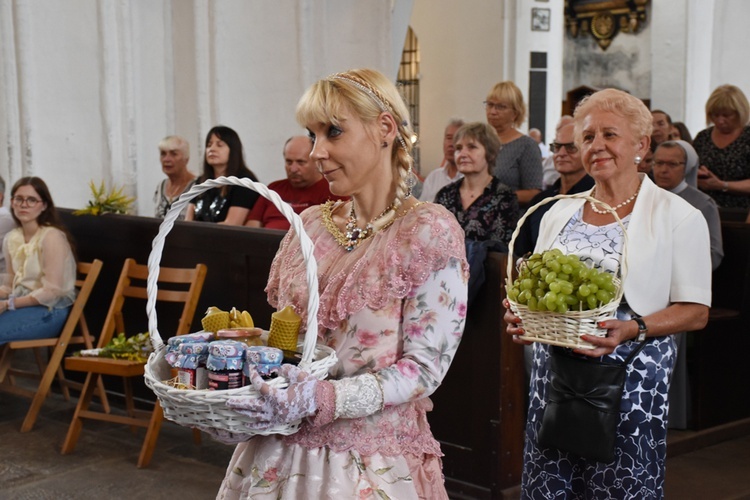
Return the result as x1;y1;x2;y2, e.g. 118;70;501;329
506;249;618;313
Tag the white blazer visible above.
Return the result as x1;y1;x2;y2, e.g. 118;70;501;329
535;174;712;316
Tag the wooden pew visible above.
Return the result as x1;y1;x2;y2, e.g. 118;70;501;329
60;209;285;336
687;220;750;429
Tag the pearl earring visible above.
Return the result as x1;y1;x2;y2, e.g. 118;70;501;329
634;155;642;164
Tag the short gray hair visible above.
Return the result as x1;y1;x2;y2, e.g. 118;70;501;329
446;118;465;130
158;135;190;159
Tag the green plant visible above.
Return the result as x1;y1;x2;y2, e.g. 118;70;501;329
73;180;135;216
98;332;153;362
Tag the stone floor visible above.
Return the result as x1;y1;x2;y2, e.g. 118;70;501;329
2;372;750;499
0;388;234;500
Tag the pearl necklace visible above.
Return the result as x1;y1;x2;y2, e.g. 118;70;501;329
589;182;642;214
343;200;396;251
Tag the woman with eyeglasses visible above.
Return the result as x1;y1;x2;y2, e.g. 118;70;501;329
484;81;543;206
0;177;77;345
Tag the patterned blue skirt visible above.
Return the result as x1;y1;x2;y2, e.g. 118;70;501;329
521;337;676;500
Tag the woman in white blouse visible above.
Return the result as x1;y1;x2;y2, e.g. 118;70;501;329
0;177;76;344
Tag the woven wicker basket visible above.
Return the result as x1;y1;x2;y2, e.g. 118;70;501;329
506;193;628;349
143;176;338;436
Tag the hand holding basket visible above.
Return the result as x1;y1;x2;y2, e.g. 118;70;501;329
143;176;337;436
506;193;628;350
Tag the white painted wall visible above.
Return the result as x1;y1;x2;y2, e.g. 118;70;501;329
653;0;750;138
511;0;565;142
411;0;565;175
0;0;411;215
410;0;505;175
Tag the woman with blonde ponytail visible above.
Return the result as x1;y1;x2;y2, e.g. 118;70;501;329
211;69;469;499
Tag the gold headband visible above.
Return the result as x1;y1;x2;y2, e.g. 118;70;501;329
328;73;410;152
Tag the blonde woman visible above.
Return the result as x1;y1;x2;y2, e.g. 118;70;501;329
503;89;711;498
484;81;543;205
695;84;750;208
211;69;469;499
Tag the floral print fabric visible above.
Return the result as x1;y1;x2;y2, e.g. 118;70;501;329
434;176;519;245
218;202;469;499
693;125;750;209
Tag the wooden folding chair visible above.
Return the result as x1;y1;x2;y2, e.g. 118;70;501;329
0;259;109;432
61;258;207;468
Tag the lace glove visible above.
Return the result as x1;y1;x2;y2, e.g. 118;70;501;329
310;373;384;427
226;364;318;431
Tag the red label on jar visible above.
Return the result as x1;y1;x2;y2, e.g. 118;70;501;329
208;370;242;390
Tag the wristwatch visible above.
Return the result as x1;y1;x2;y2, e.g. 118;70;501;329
633;317;648;342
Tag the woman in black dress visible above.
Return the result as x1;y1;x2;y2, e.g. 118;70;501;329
185;125;259;224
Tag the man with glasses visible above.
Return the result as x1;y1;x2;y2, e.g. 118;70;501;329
652;139;723;431
0;176;16;274
512;122;594;257
653;141;722;270
540;116;573;189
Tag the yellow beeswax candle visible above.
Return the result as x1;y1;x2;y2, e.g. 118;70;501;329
267;305;301;351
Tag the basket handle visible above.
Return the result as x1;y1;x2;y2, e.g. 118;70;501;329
146;176;320;370
506;193;629;291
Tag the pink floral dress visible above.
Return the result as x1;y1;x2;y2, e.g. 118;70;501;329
218;202;469;499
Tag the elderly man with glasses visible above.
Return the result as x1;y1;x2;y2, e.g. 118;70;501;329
512;122;594;258
653;140;723;270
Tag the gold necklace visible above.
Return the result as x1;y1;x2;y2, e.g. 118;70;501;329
321;199;421;251
589;181;642;214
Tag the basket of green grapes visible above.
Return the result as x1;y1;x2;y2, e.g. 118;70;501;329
506;194;625;349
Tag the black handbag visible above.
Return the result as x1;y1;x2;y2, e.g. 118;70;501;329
538;340;647;463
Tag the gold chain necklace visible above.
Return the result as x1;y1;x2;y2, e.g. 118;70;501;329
589;181;642;214
321;199;422;251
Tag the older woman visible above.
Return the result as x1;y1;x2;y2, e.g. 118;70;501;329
503;89;711;499
153;135;196;219
485;81;543;205
211;69;469;499
0;177;77;344
185;125;260;224
434;122;519;246
694;84;750;209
